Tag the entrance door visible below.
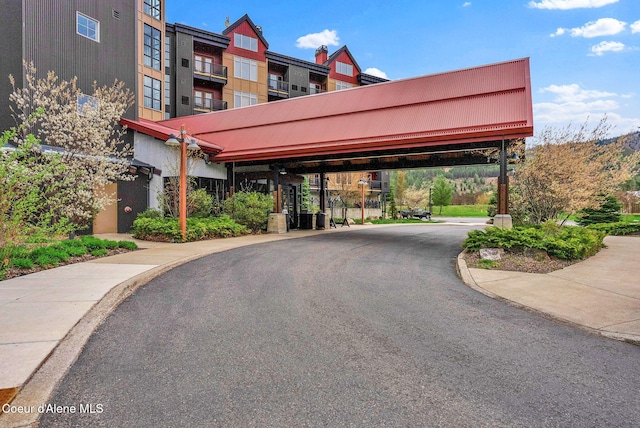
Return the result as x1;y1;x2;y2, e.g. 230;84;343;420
283;184;298;229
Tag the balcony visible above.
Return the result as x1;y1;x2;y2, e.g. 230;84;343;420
194;60;227;84
193;98;227;113
268;80;289;98
309;86;326;95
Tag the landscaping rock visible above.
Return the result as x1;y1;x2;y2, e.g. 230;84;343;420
479;248;504;261
523;247;551;262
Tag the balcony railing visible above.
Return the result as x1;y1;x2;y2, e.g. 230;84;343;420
193;98;227;113
268;80;289;93
309;86;326;94
194;60;227;80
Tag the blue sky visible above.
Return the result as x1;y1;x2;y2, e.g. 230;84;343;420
167;0;640;137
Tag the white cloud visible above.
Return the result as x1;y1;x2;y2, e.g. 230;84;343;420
534;84;640;134
540;84;616;102
462;2;472;6
563;18;627;38
528;0;619;9
364;68;388;79
631;20;640;33
590;40;626;56
550;28;566;37
296;30;339;49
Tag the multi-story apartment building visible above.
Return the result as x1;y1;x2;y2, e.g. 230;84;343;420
0;0;172;233
0;5;391;231
164;14;391;221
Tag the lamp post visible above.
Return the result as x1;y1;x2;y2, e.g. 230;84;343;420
165;125;200;242
358;177;368;225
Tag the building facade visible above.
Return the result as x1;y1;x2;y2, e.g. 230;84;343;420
0;5;391;232
164;14;391;222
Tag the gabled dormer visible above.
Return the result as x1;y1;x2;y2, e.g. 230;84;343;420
325;45;360;88
222;14;268;62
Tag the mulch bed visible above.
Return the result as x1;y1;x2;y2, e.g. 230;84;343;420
464;250;578;274
2;247;136;281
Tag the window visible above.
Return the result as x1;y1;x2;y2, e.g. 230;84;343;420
144;24;162;70
234;57;257;81
335;81;353;91
77;94;100;115
76;12;99;42
143;0;161;20
165;36;171;68
194;91;213;110
234;33;258;52
335;173;353;185
234;90;257;108
144;76;161;110
336;61;353;77
164;75;171;105
195;55;213;74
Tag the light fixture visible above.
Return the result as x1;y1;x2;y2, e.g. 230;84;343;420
164;125;200;242
165;134;180;147
279;168;287;175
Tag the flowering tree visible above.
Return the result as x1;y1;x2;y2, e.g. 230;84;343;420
7;63;135;228
514;118;640;224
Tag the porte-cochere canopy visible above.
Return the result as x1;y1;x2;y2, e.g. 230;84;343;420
123;58;533;173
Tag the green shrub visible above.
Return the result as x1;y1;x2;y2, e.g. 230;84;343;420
136;208;163;219
587;222;640;236
11;258;34;269
29;246;69;264
118;240;138;250
102;240;119;250
79;235;106;251
64;245;88;257
223;191;274;233
91;249;108;257
189;188;214;218
35;254;58;268
4;245;30;260
463;225;605;260
131;215;248;242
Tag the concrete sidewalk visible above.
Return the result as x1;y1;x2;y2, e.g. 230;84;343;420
458;235;640;344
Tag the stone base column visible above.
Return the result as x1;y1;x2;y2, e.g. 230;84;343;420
267;213;288;234
493;214;513;229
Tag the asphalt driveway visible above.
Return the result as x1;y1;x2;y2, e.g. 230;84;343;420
40;225;640;427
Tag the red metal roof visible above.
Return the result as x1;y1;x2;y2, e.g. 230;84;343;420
126;58;533;163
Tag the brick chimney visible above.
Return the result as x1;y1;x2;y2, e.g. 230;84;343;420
315;45;328;65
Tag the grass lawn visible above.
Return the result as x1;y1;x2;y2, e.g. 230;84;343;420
431;205;489;217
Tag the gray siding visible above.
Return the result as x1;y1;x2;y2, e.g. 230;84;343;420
289;65;309;98
0;1;25;131
174;31;194;117
0;0;138;132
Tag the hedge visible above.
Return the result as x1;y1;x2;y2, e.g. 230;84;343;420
587;222;640;236
463;225;605;260
131;215;249;242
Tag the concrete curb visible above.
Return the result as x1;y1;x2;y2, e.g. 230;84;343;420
456;251;640;347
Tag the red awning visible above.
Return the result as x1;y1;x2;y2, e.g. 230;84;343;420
124;58;533;163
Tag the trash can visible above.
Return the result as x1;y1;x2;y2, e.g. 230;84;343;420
316;212;326;229
300;213;313;229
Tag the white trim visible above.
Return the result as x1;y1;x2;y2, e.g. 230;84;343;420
76;11;100;42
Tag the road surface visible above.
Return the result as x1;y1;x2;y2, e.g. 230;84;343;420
40;225;640;427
